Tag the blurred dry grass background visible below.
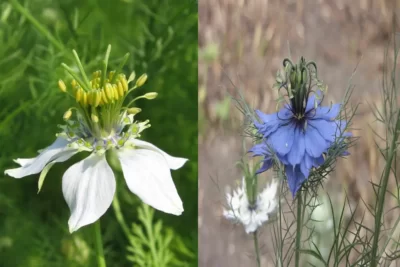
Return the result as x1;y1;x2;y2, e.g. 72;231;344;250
198;0;400;266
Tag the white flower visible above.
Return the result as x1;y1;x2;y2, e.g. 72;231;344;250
5;47;187;233
223;178;278;233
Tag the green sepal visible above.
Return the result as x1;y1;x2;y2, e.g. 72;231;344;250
37;162;55;194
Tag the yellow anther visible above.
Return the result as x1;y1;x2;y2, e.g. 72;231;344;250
75;88;82;102
117;82;124;97
121;77;128;92
63;109;72;120
101;90;108;104
58;80;67;92
105;84;113;100
91;114;99;123
82;92;88;106
71;79;77;88
93;71;100;79
127;71;136;83
113;84;119;100
143;92;157;100
94;91;101;107
136;74;148;87
127;107;141;115
109;71;115;80
87;91;94;106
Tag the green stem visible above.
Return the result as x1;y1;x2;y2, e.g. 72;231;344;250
295;191;302;267
370;112;400;267
112;194;131;240
253;231;261;267
94;221;106;267
9;0;64;51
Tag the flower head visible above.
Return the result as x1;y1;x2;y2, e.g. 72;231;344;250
5;46;187;233
250;57;351;196
223;177;278;233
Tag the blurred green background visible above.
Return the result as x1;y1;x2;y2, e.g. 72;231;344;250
0;0;197;266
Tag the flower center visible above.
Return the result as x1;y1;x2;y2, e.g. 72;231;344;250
275;57;328;118
57;45;156;153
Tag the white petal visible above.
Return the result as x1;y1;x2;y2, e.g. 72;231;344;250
117;148;183;215
62;153;115;233
131;139;187;170
5;138;78;179
13;158;35;167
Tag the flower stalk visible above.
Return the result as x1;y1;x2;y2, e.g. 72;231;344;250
370;111;400;266
295;191;303;267
253;231;261;267
94;221;106;267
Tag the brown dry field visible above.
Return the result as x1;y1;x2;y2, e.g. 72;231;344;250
199;0;400;266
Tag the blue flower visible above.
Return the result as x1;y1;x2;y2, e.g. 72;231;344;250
251;93;350;196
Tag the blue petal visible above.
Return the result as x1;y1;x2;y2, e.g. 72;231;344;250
314;104;341;120
304;125;329;157
305;91;323;113
249;143;269;157
304;154;313;170
255;109;277;124
278;153;289;165
255;110;280;136
306;95;316;112
268;123;295;156
287;127;305;165
341;151;350;156
309;119;338;143
285;165;306;197
300;160;310;178
256;159;273;174
313;155;324;167
255;108;293;137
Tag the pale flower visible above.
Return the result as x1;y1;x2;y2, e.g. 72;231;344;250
223;178;278;233
5;46;187;233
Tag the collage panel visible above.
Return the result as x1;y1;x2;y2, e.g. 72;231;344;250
0;0;197;266
199;0;400;266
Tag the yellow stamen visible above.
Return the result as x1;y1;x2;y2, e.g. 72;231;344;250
88;91;94;106
143;92;157;100
117;82;124;98
101;90;108;104
127;72;136;83
58;80;67;92
71;79;77;88
136;74;148;87
127;107;141;115
82;92;88;106
75;88;82;102
105;84;113;100
63;109;72;120
121;77;128;92
109;71;115;80
113;85;119;100
94;91;101;107
91;114;99;123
